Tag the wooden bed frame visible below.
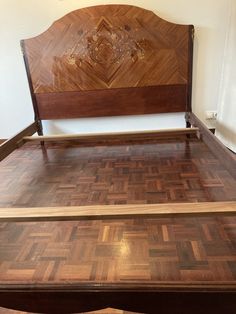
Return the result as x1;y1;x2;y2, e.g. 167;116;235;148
0;5;236;314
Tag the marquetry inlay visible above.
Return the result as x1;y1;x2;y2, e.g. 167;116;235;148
22;5;191;93
61;16;147;88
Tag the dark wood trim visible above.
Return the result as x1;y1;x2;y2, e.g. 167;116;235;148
0;139;6;144
35;85;187;120
188;112;236;178
1;281;236;292
185;25;194;129
0;122;38;162
0;284;236;314
21;41;43;136
187;25;194;114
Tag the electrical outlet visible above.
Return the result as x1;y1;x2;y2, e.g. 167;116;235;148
206;111;217;120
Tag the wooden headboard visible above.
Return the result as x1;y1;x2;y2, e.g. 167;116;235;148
21;5;194;120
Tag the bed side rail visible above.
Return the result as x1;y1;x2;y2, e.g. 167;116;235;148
187;112;236;179
0;121;38;162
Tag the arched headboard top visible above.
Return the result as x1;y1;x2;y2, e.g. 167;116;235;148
22;5;194;120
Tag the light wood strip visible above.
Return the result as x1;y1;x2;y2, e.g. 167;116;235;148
1;202;236;222
23;127;199;142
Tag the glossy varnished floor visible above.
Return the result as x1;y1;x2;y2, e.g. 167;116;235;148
1;214;236;284
0;137;236;283
0;137;236;313
0;137;235;208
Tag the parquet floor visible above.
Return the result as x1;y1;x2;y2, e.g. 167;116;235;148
1;215;236;283
0;137;236;313
0;137;235;208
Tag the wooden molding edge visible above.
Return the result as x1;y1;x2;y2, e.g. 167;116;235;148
1;280;236;291
0;201;236;222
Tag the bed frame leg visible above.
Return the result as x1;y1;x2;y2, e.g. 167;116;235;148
36;120;43;136
186;121;191;128
36;120;45;148
185;112;191;128
185;113;192;140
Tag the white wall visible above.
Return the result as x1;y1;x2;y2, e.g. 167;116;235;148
216;0;236;152
0;0;232;138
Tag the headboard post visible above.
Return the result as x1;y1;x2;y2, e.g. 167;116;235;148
186;25;194;128
21;41;43;136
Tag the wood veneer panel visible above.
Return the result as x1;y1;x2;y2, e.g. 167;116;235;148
22;5;193;120
0;201;236;222
23;5;191;93
35;85;187;119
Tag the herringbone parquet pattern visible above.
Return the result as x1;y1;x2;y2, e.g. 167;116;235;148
0;138;235;208
23;5;190;93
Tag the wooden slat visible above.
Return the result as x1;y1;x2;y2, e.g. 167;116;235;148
23;127;199;143
1;201;236;222
0;122;38;162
